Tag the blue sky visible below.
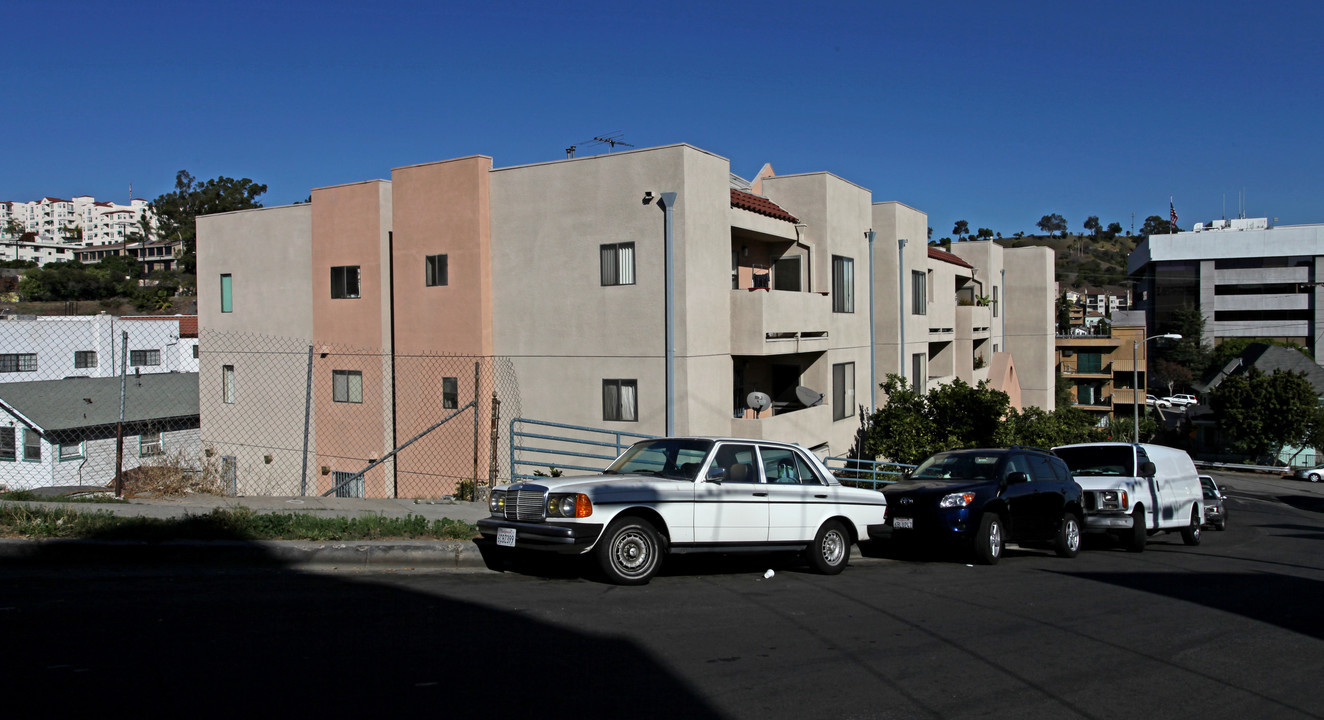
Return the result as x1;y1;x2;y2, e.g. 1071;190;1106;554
4;0;1321;240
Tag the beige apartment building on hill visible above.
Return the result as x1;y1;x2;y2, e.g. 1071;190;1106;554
197;144;1054;497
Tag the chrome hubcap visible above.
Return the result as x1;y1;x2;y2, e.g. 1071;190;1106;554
1067;520;1080;551
614;531;651;575
822;530;846;565
989;521;1002;556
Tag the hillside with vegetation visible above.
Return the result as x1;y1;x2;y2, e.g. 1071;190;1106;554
931;213;1177;294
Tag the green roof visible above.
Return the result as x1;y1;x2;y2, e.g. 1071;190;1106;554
0;373;199;432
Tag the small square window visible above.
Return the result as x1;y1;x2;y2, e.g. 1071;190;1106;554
600;243;635;286
331;266;361;299
442;376;458;409
75;351;97;369
0;429;13;461
333;370;363;403
59;442;84;461
140;431;163;457
23;428;40;461
426;254;448;287
603;379;638;422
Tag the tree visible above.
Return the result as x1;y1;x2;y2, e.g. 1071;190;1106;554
1036;213;1067;236
1106;221;1123;238
861;375;1099;463
1212;368;1317;460
1056;292;1074;335
1157;304;1211;375
952;220;969;241
1140;215;1177;237
976;227;994;240
151;170;268;273
1083;216;1101;237
1150;358;1193;397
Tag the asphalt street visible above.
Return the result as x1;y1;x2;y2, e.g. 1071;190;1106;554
2;470;1322;719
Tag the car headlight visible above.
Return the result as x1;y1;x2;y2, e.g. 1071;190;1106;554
1097;490;1129;510
488;490;506;516
939;492;976;508
546;493;593;518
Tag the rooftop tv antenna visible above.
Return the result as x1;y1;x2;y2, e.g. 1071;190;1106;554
566;132;634;158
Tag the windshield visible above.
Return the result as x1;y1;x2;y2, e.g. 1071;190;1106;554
604;439;714;480
1054;446;1134;476
911;451;1003;481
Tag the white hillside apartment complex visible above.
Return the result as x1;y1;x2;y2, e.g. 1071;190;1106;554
0;195;170;267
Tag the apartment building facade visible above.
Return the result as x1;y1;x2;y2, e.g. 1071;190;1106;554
1;196;153;245
1055;310;1148;425
1129;218;1324;362
197;144;1054;496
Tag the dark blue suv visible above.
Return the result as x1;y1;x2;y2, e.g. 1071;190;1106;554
875;447;1084;564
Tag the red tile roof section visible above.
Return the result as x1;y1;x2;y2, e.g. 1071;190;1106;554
730;189;799;223
928;247;974;268
121;315;198;338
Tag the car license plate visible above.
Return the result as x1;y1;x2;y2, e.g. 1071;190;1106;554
893;517;914;530
497;527;517;547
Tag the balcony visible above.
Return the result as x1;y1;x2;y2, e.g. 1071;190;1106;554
731;403;831;446
956;305;992;340
730;289;831;356
1060;361;1113;378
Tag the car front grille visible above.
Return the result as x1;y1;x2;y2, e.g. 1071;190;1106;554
506;487;546;521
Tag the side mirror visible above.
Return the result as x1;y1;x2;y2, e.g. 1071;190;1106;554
705;465;725;483
1005;471;1029;484
1139;461;1157;477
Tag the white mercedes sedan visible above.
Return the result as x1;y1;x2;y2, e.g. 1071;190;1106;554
478;437;888;585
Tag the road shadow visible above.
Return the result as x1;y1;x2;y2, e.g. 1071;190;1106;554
1050;570;1324;642
1278;494;1324;515
0;528;724;718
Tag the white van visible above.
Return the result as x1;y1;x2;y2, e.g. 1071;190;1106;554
1052;443;1204;551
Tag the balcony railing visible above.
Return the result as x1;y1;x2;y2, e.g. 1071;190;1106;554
1060;362;1113;375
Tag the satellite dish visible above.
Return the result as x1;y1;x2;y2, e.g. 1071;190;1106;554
796;386;824;407
747;391;771;415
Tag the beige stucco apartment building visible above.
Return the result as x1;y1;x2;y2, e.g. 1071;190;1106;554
197;144;1054;497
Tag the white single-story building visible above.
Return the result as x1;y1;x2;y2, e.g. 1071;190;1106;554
0;372;199;490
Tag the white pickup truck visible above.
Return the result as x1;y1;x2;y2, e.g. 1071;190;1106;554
1052;442;1204;551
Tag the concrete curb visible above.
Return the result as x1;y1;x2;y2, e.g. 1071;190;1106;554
0;538;493;571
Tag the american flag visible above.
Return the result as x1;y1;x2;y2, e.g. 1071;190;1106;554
1170;199;1178;229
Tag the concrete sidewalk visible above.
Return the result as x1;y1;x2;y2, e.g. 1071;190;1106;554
0;488;496;572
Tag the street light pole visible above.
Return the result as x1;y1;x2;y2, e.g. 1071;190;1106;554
1133;333;1182;443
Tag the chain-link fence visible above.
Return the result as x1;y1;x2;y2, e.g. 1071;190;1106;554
0;316;523;498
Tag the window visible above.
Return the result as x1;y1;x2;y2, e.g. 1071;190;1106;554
832;362;855;421
911;353;927;394
192;345;199;359
600;243;635;286
140;431;163;457
23;428;40;461
0;354;37;373
603;379;638;422
333;471;365;498
220;273;233;313
0;429;13;461
222;365;235;404
442;376;459;409
130;349;161;366
59;442;83;461
331;265;361;299
425;254;448;287
832;256;854;313
774;256;802;292
75;351;97;369
912;270;927;315
992;286;999;317
333;370;363;403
